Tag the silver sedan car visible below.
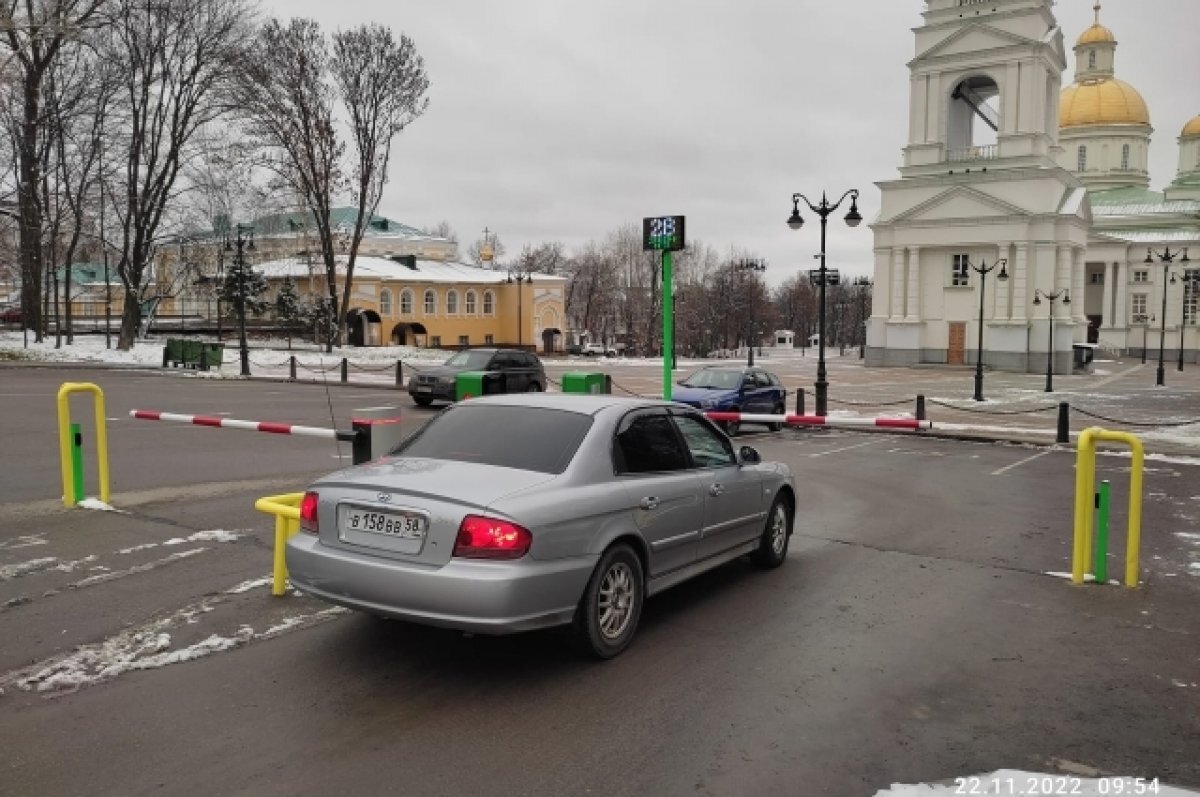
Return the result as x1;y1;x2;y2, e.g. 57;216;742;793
286;393;796;658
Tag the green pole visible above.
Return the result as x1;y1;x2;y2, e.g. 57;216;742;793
662;250;674;402
70;422;85;504
1094;479;1110;584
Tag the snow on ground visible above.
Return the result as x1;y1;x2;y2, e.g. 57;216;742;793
4;331;1198;450
875;770;1198;796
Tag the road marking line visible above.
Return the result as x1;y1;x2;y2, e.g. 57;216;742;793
992;449;1054;475
809;439;879;458
353;405;398;412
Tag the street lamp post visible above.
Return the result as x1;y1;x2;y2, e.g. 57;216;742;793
734;258;766;366
1033;288;1070;392
969;257;1009;401
506;266;532;349
1145;247;1190;386
787;189;862;417
225;224;255;377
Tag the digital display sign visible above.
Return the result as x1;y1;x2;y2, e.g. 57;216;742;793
642;216;686;252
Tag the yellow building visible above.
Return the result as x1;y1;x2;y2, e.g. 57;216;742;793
157;208;568;352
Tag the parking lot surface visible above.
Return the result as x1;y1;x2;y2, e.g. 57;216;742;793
0;366;1197;796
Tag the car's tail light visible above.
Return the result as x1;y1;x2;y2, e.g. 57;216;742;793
453;515;532;560
299;491;319;534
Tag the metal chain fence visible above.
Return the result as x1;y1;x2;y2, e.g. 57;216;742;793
1072;407;1200;428
928;399;1058;416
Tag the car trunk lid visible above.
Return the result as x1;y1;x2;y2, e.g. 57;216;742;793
312;458;553;566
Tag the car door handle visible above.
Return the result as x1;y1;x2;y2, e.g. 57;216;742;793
639;496;659;510
708;483;723;497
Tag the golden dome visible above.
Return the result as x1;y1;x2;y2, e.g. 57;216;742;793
1076;23;1116;46
1182;115;1200;138
1060;79;1150;128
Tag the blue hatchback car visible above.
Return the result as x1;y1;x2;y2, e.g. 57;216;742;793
672;365;788;435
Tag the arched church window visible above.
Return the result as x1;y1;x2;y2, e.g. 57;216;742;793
379;289;393;316
424;289;437;315
1121;144;1130;170
1077;146;1088;172
400;289;414;315
1088;50;1096;69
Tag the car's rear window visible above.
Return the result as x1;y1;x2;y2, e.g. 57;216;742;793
390;404;593;474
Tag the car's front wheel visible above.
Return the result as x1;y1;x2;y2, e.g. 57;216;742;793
412;396;433;407
527;381;542;392
572;543;643;659
768;403;785;432
750;494;792;568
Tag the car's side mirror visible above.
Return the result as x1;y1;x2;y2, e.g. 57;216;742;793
739;445;761;464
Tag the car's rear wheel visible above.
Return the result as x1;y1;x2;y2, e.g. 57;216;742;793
768;403;785;432
722;413;741;437
750;494;792;569
412;396;433;407
527;382;542;392
572;543;643;659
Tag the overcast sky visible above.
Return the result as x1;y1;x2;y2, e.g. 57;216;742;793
259;0;1198;285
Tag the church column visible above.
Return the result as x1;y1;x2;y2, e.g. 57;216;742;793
909;75;923;144
1072;248;1087;323
1101;261;1116;328
1113;260;1128;328
1003;62;1020;135
1011;243;1029;321
905;246;921;322
890;248;906;321
1055;244;1072;318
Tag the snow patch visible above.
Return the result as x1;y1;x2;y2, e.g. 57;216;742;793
76;498;118;512
226;576;272;594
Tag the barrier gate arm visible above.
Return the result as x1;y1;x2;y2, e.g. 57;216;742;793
1072;427;1144;588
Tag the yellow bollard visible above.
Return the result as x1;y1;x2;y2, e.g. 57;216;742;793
254;493;304;596
1071;427;1144;588
56;382;111;507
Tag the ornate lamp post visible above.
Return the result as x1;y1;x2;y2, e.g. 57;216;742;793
787;189;862;417
1032;287;1070;392
969;257;1008;401
506;265;533;349
734;258;766;365
225;224;255;376
1145;247;1189;386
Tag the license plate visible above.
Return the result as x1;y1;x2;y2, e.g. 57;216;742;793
341;508;427;539
413;385;432;393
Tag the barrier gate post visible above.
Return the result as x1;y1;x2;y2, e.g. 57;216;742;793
1072;427;1144;588
56;382;111;507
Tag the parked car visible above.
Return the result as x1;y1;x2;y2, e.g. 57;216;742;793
286;394;796;659
672;365;788;435
0;306;21;324
407;347;545;406
582;342;617;357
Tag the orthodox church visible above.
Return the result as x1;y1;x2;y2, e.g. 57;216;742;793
866;0;1199;373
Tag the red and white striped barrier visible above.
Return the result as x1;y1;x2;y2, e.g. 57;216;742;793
705;411;932;431
130;409;355;441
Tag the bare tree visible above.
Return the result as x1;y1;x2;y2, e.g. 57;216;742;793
421;219;457;243
241;18;429;352
1;0;109;340
104;0;254;349
517;241;566;275
331;23;428;345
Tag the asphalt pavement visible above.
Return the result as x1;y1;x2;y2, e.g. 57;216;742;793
0;362;1197;796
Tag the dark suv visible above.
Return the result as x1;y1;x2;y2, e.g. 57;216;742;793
407;348;546;406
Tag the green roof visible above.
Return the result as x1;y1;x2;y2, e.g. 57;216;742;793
56;263;118;284
1088;187;1164;207
245;207;430;238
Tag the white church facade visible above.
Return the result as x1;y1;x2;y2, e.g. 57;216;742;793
866;0;1199;373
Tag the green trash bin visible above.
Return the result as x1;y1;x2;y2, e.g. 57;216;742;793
164;338;185;367
201;343;225;370
180;339;204;368
455;371;505;401
561;372;610;394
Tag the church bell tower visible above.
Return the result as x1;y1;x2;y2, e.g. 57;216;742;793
867;0;1092;375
